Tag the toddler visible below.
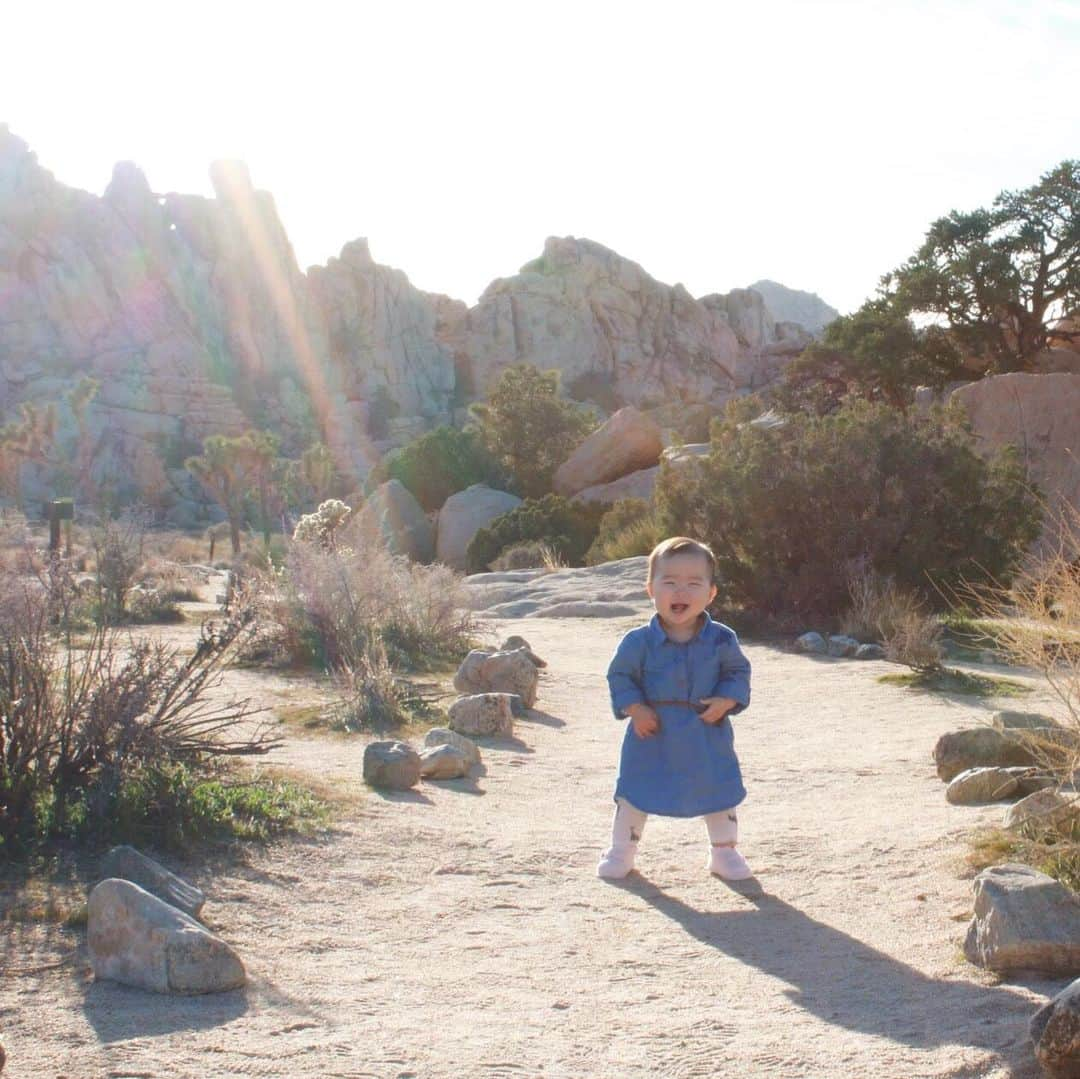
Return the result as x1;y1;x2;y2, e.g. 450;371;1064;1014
598;536;753;880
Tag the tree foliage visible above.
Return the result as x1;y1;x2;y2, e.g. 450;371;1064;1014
386;425;504;512
654;400;1042;621
470;364;596;499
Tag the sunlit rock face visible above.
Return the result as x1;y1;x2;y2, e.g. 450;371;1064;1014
0;130;824;516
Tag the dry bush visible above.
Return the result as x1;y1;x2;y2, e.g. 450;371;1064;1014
881;608;945;671
259;531;475;672
490;540;566;572
843;564;934;643
0;564;276;852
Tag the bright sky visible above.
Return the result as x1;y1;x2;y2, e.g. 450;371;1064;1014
3;0;1079;314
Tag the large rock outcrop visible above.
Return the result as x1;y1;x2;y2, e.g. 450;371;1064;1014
950;373;1080;555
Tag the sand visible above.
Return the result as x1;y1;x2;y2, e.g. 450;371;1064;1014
0;602;1070;1078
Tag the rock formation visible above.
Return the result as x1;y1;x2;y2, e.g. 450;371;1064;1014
745;279;840;336
0;128;830;520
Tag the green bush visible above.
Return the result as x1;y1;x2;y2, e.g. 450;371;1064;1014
470;364;596;498
654;399;1041;620
386;426;504;512
466;495;606;572
585;498;662;565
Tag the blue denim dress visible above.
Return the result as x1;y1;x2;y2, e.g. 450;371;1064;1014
607;613;751;817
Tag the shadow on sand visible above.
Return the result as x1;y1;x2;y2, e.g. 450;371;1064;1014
614;872;1049;1069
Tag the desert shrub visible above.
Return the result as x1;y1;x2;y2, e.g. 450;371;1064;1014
385;426;504;512
470;364;597;498
490;540;566;572
330;636;441;732
841;563;933;643
654;399;1041;620
87;510;149;622
466;495;605;573
881;608;945;670
265;536;474;673
0;567;275;854
585;498;662;565
292;499;352;548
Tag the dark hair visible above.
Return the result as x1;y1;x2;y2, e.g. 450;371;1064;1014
647;536;716;583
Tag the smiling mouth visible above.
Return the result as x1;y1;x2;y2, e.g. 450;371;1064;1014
670;603;689;614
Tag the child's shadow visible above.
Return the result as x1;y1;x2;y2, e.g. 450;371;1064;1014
617;873;1049;1062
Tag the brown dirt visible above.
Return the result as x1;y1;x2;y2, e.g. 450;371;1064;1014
0;601;1069;1078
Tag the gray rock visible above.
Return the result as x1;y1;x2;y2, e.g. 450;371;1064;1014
946;767;1022;805
453;648;539;707
1004;788;1078;832
436;485;522;571
362;740;421;790
354;480;433;562
854;643;886;660
1032;977;1080;1078
448;693;516;737
993;710;1063;731
499;635;547;668
826;635;860;658
933;727;1038;782
795;632;827;655
964;863;1080;975
423;727;482;765
419;744;472;780
97;845;205;920
88;878;245;994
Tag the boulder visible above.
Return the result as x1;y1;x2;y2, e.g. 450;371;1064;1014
933;727;1038;782
945;766;1022;805
854;643;886;660
826;635;859;658
963;864;1080;975
498;635;547;668
1032;977;1080;1078
951;373;1080;557
88;878;245;994
354;480;433;562
362;740;421;790
553;407;663;497
436;485;522;571
453;648;539;707
96;845;205;920
423;727;482;766
993;710;1063;731
419;744;472;780
1004;788;1079;832
448;694;516;737
795;632;827;655
572;465;659;505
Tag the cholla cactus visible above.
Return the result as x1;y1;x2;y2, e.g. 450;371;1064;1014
293;499;351;549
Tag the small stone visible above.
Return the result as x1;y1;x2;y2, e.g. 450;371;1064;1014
1004;788;1078;833
964;864;1080;975
795;632;827;655
1031;977;1080;1078
97;845;205;920
826;635;859;658
419;744;472;780
363;741;421;790
499;635;547;667
88;878;245;994
854;643;886;660
946;767;1021;805
448;693;516;737
423;727;481;765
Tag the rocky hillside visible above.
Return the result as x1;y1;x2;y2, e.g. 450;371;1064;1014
746;280;839;335
0;128;828;516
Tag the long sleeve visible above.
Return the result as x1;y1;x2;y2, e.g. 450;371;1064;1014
606;631;647;719
711;630;751;715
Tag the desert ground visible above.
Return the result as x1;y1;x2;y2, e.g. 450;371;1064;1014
0;578;1070;1079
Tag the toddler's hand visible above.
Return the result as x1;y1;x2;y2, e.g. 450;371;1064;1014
627;704;660;738
698;697;737;725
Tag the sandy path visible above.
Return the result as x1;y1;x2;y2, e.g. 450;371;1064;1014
1;610;1070;1078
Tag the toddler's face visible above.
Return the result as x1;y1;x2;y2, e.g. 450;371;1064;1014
647;552;717;631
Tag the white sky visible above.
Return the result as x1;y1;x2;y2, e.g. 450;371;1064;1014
3;0;1079;314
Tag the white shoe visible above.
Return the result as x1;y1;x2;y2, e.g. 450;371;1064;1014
597;845;636;879
709;846;752;880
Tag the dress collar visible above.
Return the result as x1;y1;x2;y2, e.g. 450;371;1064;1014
647;611;715;645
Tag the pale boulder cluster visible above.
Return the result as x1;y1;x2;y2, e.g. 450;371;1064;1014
932;712;1080;1074
362;636;546;791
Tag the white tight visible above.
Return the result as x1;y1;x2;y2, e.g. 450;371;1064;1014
609;798;738;850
